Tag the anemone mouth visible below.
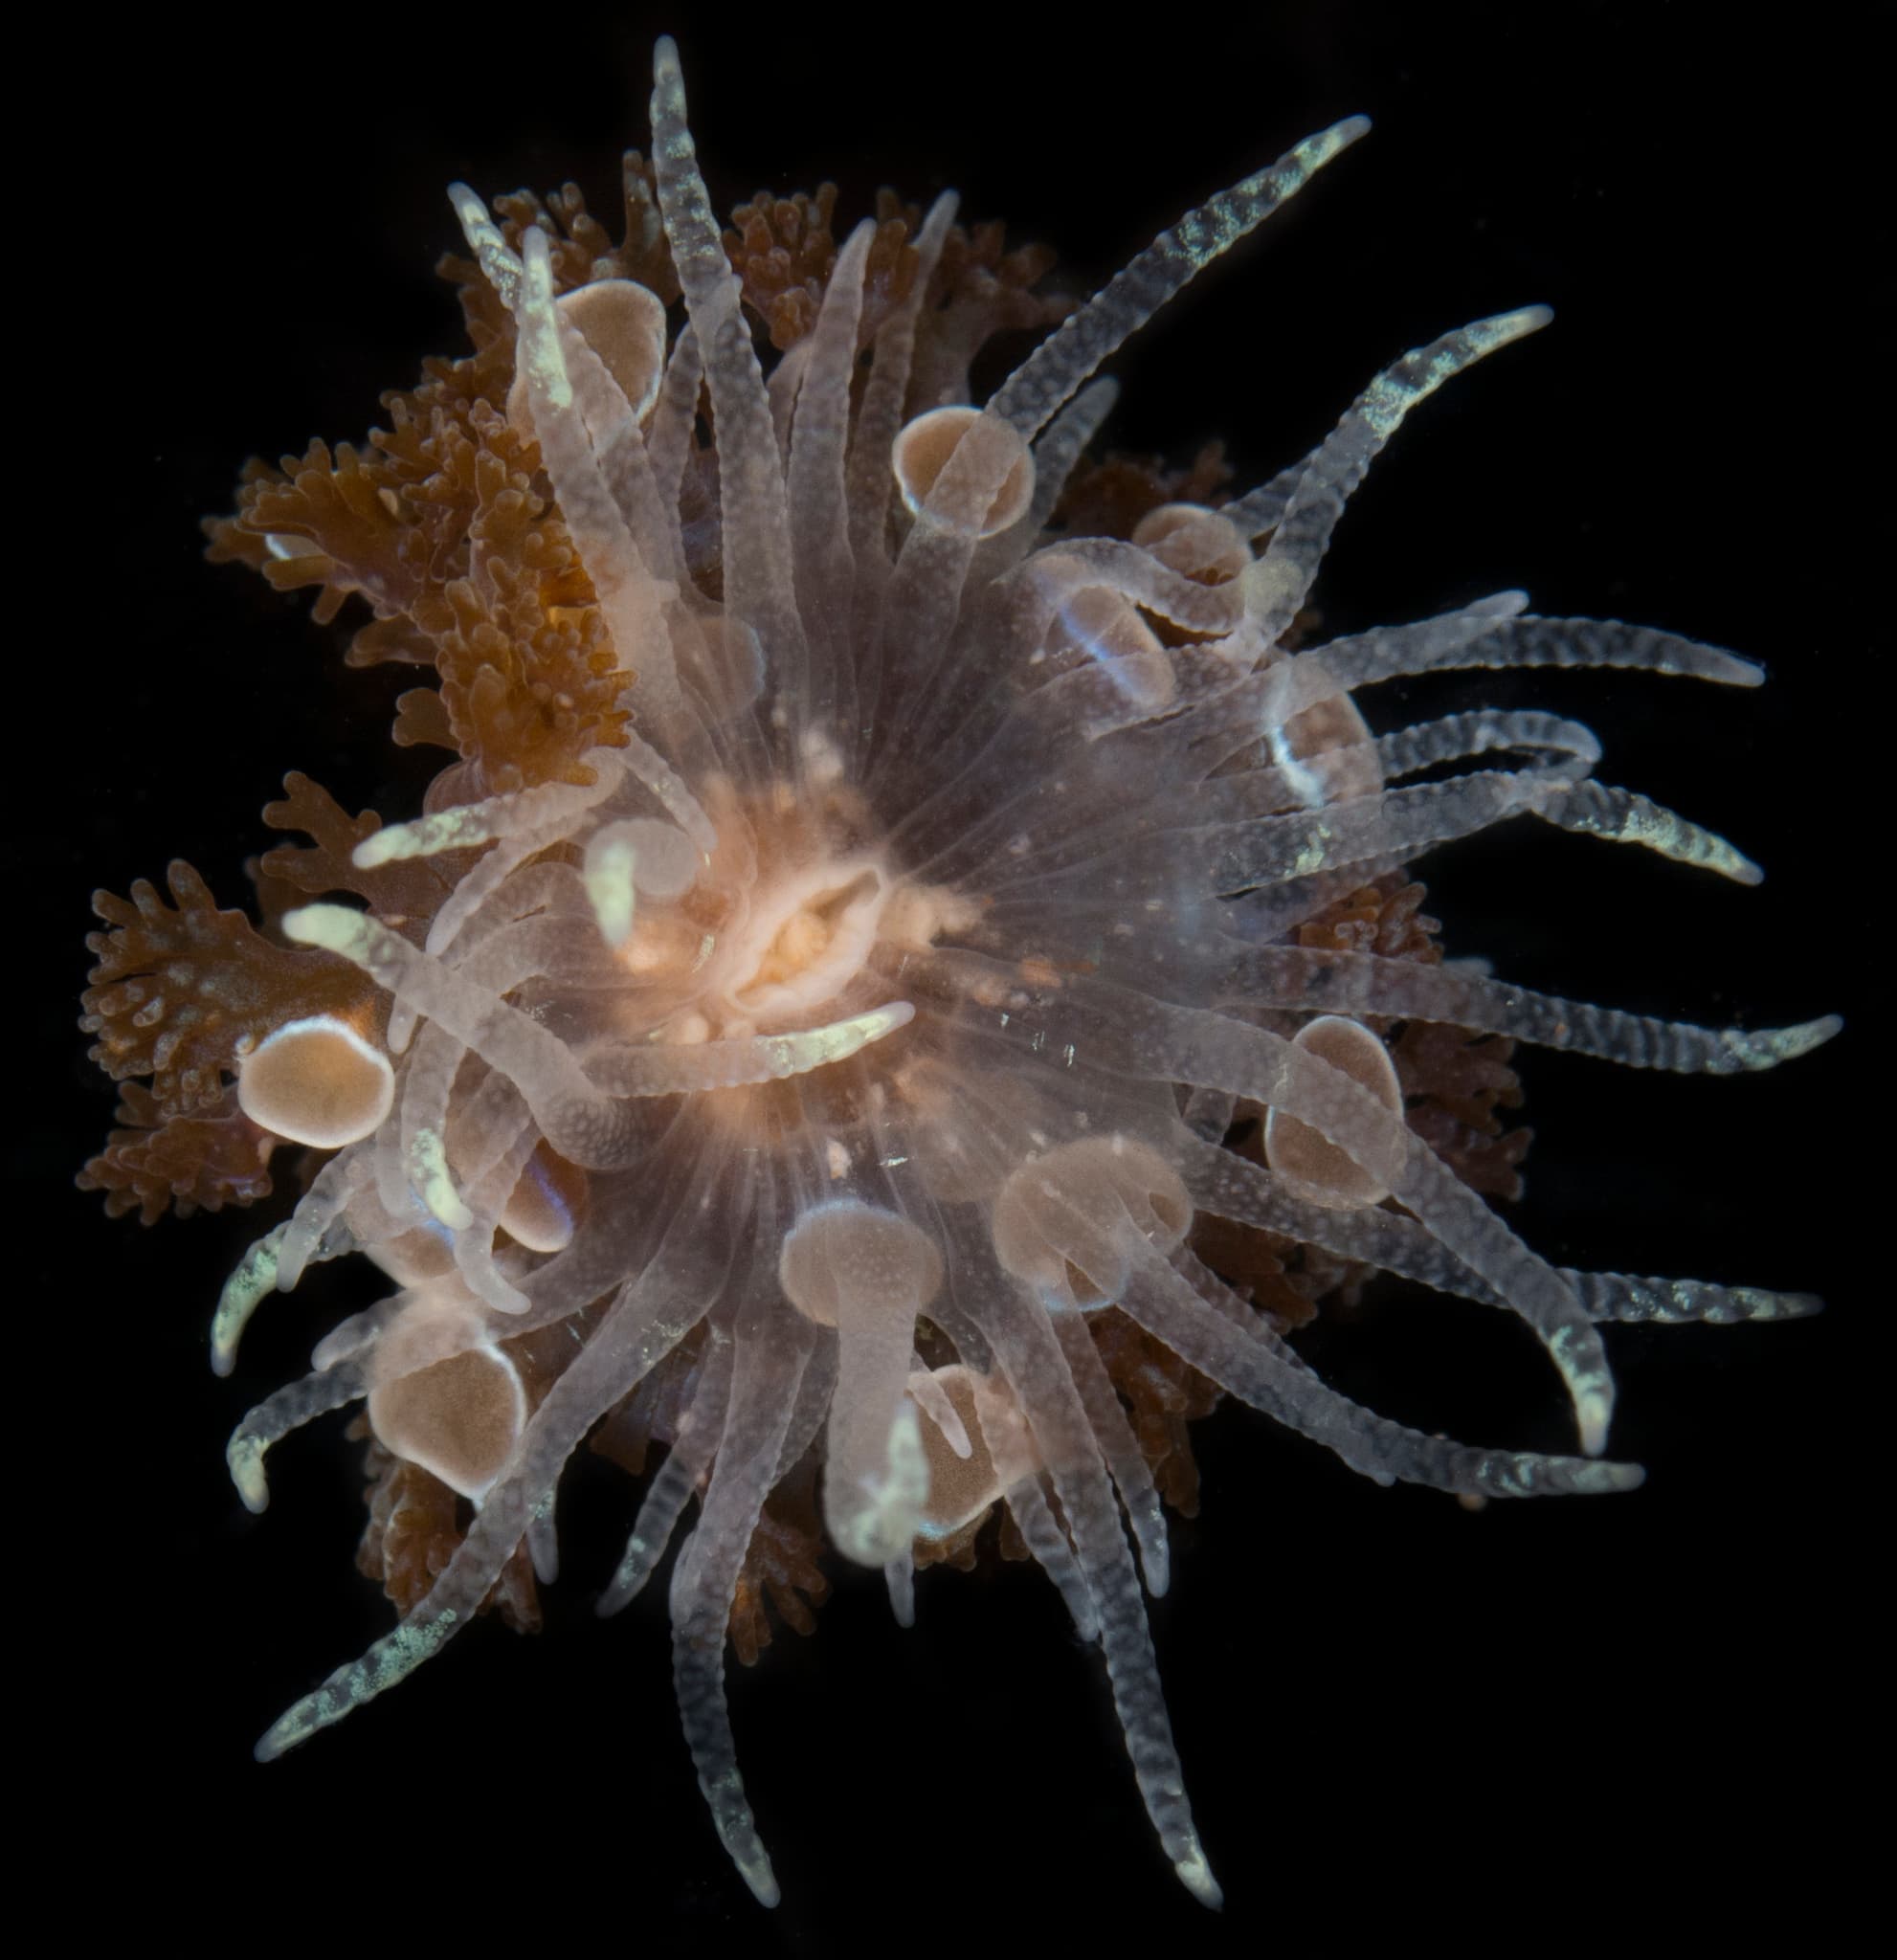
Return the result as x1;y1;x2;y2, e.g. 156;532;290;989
723;858;894;1026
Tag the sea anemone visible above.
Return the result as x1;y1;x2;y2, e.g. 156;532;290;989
78;33;1838;1909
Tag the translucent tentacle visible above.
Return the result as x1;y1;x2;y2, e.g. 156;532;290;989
281;903;915;1166
352;757;621;866
618;725;720;854
845;191;958;768
787;218;873;724
650;36;806;683
1121;1238;1641;1498
423;823;569;959
845;191;958;572
1245;308;1551;645
1375;708;1602;779
492;218;687;730
1563;1271;1824;1325
1216;944;1841;1074
1318;612;1763;692
525;1489;559;1586
598;1331;735;1616
1003;1473;1100;1641
227;1357;368;1513
884;1551;916;1628
1054;1311;1171;1596
278;1147;372;1291
907;1362;972;1458
212;1223;287;1377
581;1005;917;1095
988;117;1370;441
938;966;1614;1453
646;322;703;514
255;1241;720;1760
988;762;1583;900
669;1312;815;1908
1221;453;1313;539
971;1258;1221;1907
766;336;811;466
1022;379;1121;539
1179;1134;1821;1327
1529;778;1762;882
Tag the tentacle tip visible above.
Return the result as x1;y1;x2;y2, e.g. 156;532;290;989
210;1347;236;1379
1743;1013;1844;1068
740;1858;781;1909
253;1717;298;1763
1576;1392;1612;1459
279;902;356;951
228;1438;269;1513
1175;1845;1223;1909
1336;113;1373;143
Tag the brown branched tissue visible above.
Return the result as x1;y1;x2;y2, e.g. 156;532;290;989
77;36;1838;1907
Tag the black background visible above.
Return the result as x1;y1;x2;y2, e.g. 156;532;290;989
33;3;1880;1947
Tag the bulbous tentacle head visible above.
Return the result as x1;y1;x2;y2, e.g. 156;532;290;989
361;1287;528;1502
991;1135;1194;1309
504;278;669;438
236;1014;394;1148
891;406;1035;538
1264;1014;1405;1209
780;1203;946;1567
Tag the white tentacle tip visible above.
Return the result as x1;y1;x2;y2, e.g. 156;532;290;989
253;1708;307;1764
228;1435;269;1514
739;1855;781;1909
1174;1843;1224;1909
280;902;365;954
1576;1390;1612;1459
828;1000;916;1061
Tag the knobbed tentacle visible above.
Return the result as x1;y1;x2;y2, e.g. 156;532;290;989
256;1228;725;1759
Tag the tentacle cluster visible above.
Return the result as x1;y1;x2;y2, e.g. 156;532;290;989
88;38;1834;1909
